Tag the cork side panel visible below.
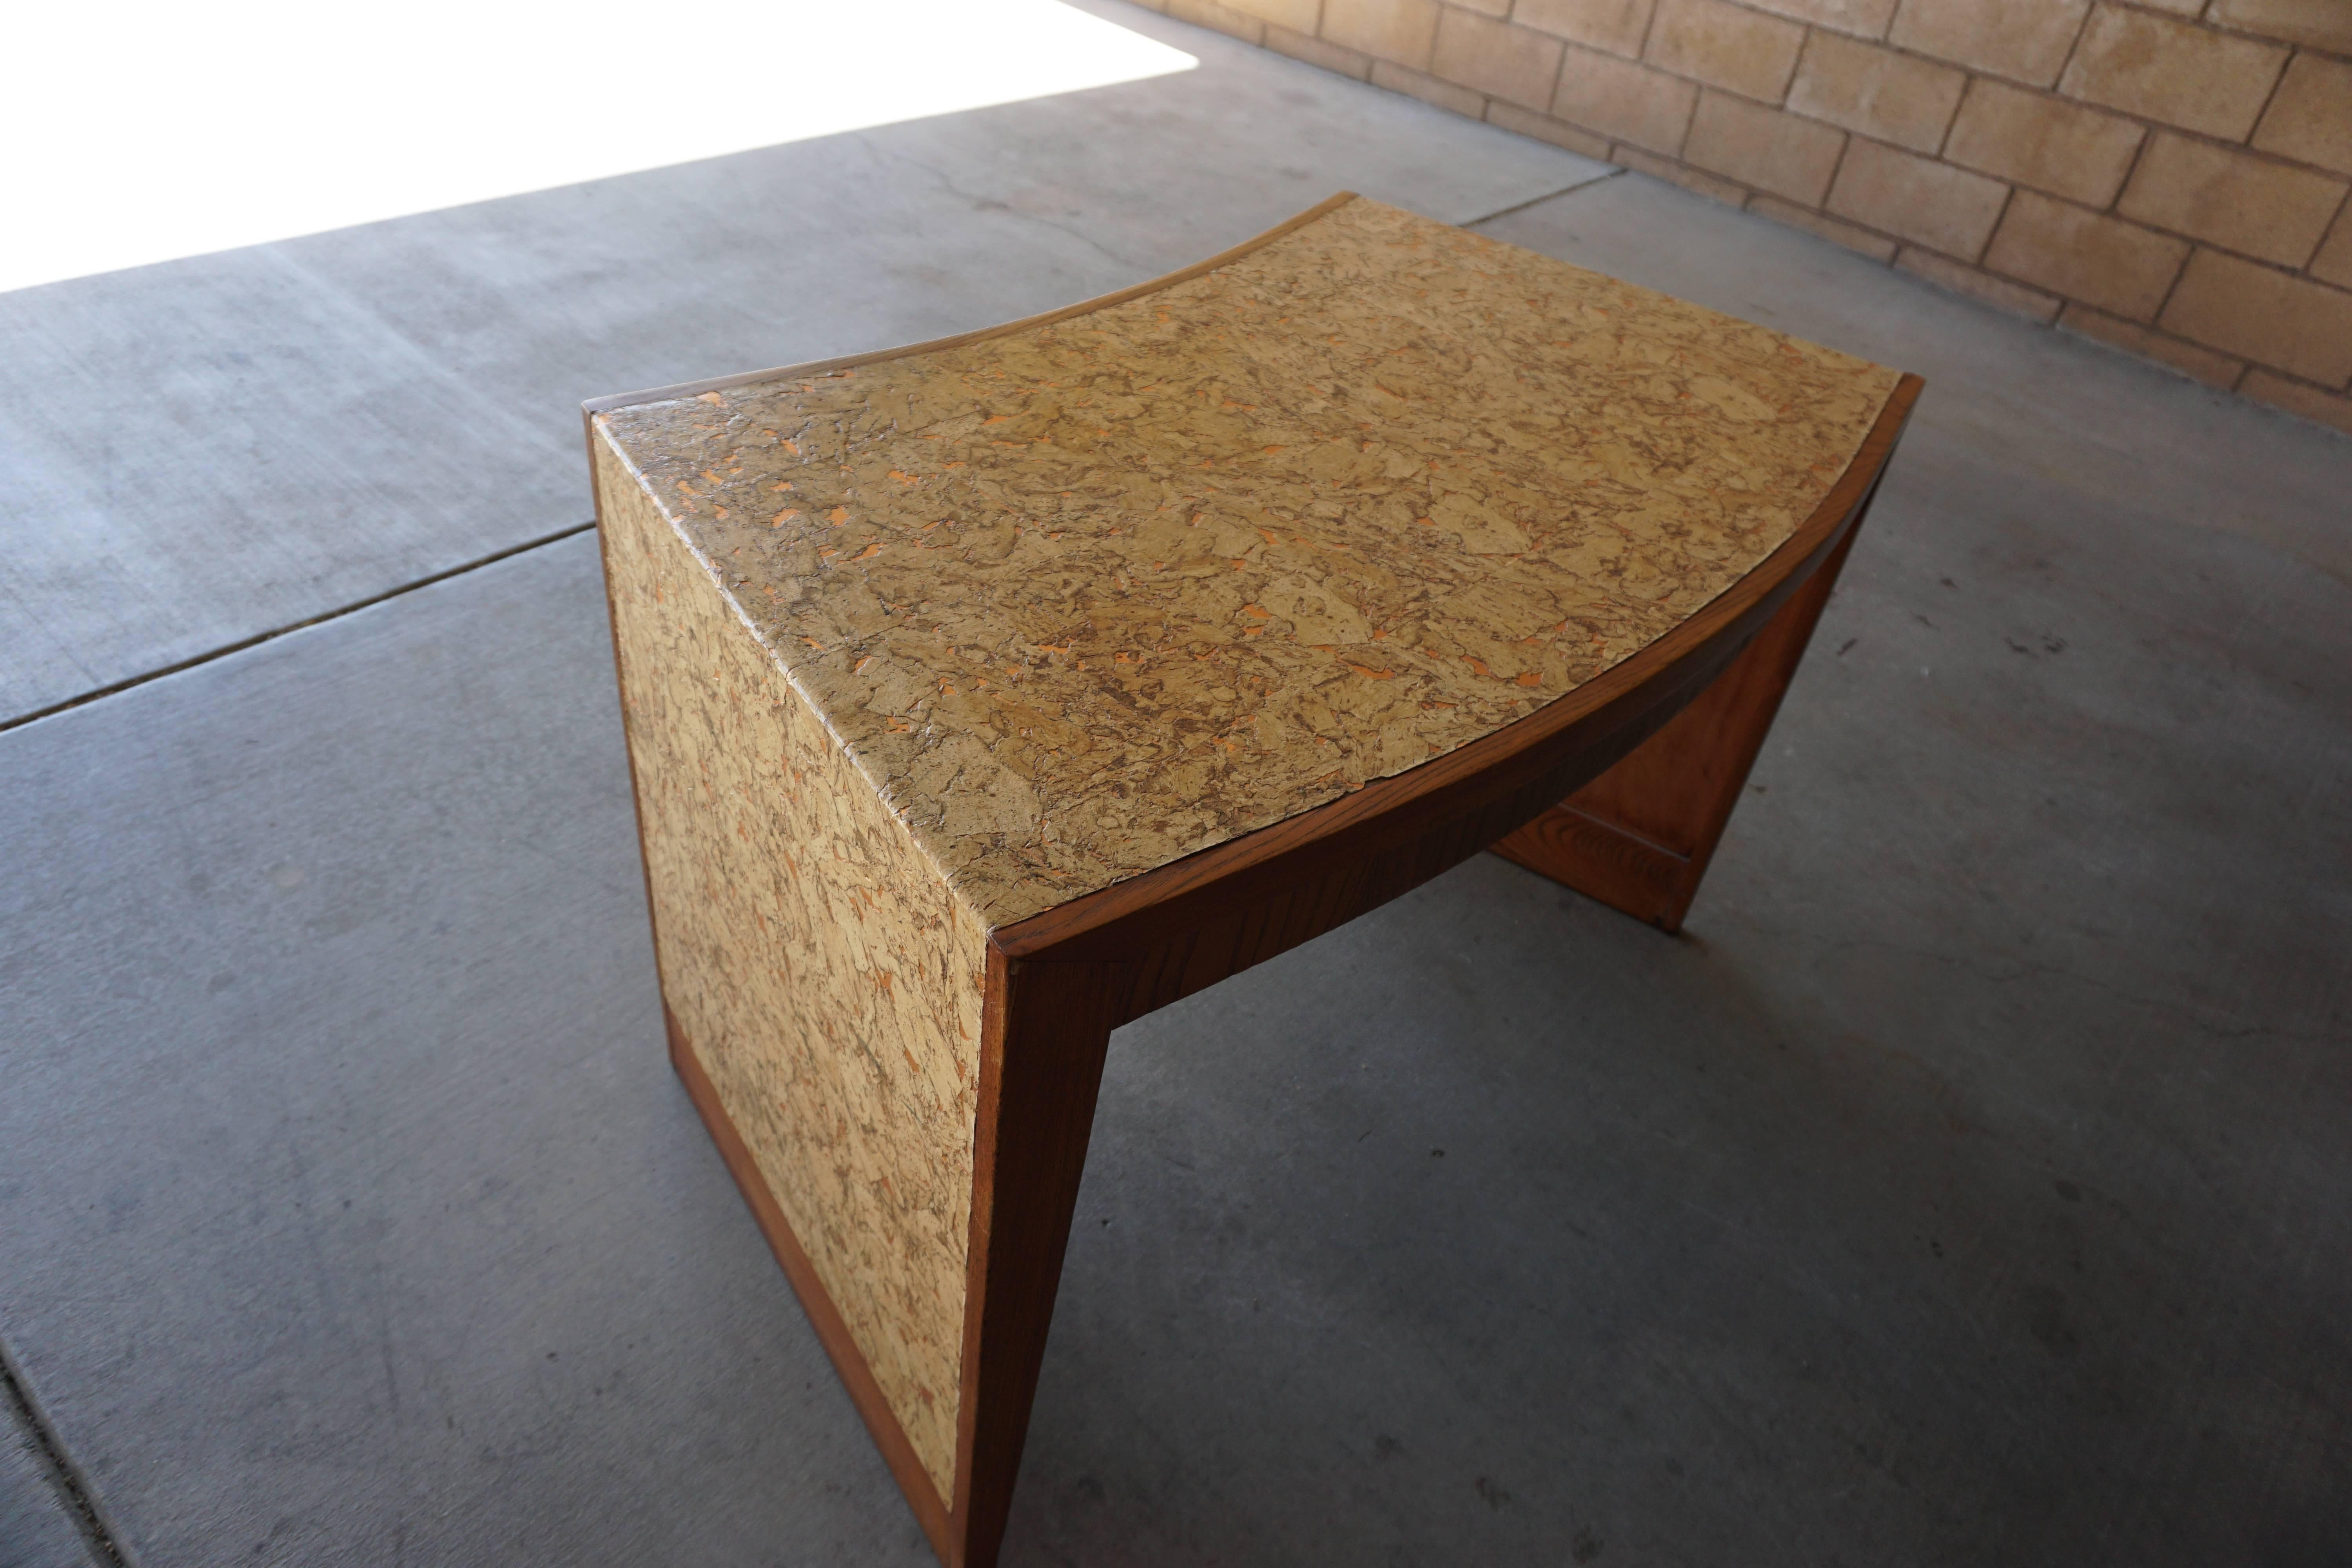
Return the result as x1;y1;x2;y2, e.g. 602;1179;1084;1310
599;432;984;1500
599;196;1906;925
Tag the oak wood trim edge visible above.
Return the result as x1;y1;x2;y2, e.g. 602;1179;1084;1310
602;404;958;1559
992;372;1925;960
664;1004;958;1560
946;951;1125;1567
1499;480;1876;931
588;418;667;983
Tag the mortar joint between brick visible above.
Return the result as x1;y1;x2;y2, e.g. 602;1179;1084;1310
2149;238;2198;324
2180;16;2352;68
2324;183;2352;261
2109;121;2159;214
2053;0;2101;101
1978;181;2019;265
2112;199;2352;279
2243;44;2296;148
2262;365;2349;395
1676;26;2166;146
1933;71;1978;162
1820;123;1857;215
1969;243;2067;308
1276;2;2348;427
2069;87;2352;189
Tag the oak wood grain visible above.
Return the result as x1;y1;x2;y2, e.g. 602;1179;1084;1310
1494;479;1878;930
947;952;1126;1566
994;377;1922;971
934;375;1922;1562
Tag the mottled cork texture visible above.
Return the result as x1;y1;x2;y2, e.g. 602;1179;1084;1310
599;438;985;1498
597;197;1900;928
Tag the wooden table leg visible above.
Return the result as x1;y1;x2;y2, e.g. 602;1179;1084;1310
671;949;1130;1568
946;953;1123;1567
603;436;1116;1568
1491;492;1877;932
663;951;1122;1568
941;489;1890;1559
611;350;1916;1559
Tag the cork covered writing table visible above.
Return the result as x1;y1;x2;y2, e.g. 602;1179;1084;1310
585;194;1918;1566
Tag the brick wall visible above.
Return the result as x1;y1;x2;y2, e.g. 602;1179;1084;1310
1134;0;2352;435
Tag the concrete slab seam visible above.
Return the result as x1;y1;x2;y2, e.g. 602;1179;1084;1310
0;520;596;739
1465;169;1626;229
1;1338;130;1567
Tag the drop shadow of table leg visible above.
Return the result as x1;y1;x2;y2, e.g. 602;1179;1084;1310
1492;486;1878;933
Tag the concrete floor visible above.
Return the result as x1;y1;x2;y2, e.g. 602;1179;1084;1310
0;1;1603;727
3;4;2348;1566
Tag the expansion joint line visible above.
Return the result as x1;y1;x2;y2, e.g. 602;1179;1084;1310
0;521;597;738
1465;168;1626;229
0;1337;131;1566
3;176;1623;740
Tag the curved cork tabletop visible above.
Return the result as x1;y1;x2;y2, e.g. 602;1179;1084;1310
587;193;1920;1567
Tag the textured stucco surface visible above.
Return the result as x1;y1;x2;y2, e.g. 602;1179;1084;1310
598;196;1900;926
601;437;986;1500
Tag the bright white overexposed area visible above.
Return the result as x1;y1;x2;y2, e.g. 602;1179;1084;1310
0;0;1195;294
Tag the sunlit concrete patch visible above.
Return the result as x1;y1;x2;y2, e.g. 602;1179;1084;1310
0;0;1196;294
0;0;1606;726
